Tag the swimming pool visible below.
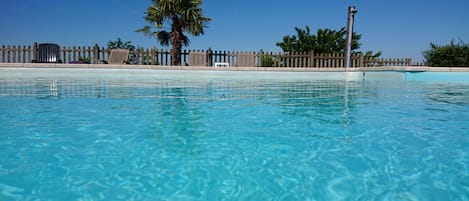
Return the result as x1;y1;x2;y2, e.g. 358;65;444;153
1;68;468;200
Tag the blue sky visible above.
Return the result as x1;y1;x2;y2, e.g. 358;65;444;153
1;0;468;62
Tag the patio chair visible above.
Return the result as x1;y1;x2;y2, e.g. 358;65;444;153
101;49;130;64
236;52;255;67
188;51;207;66
32;43;62;63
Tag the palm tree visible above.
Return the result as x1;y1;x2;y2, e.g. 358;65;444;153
107;37;135;50
136;0;211;65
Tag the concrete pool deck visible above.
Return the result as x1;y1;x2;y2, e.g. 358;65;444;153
0;63;468;72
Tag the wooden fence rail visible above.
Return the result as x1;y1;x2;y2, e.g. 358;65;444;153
1;43;418;67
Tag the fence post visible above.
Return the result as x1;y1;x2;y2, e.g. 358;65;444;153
13;45;17;63
19;46;23;63
7;45;11;63
1;45;5;63
181;49;187;65
308;51;314;67
406;58;411;66
78;46;82;60
61;46;65;64
207;48;213;66
258;49;264;67
32;42;38;62
24;45;31;63
67;47;72;63
151;47;157;65
93;44;99;64
71;46;76;61
101;47;106;63
133;48;139;65
359;54;364;67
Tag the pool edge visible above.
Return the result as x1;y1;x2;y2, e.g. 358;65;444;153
0;63;468;72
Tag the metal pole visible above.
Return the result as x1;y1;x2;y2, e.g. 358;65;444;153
345;6;357;69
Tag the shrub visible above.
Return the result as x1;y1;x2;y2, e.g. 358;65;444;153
261;55;277;67
79;56;90;64
423;40;469;67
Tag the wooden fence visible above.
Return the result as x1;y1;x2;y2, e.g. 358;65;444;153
1;43;417;67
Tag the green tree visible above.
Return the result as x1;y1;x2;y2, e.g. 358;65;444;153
136;0;211;65
423;40;469;67
107;37;135;50
276;26;315;52
276;26;380;58
363;51;382;59
315;27;360;53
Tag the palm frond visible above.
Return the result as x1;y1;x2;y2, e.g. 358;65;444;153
135;26;151;36
137;0;211;64
154;31;171;46
180;34;190;47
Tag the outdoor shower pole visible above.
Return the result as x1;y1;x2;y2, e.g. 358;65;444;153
345;6;357;69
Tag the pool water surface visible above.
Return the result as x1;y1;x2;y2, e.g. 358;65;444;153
0;68;468;200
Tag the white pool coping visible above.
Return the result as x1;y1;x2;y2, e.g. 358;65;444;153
1;65;468;83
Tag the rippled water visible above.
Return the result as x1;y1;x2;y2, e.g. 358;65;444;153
0;69;468;200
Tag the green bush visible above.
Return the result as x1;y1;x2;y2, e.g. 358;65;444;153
423;40;469;67
261;55;277;67
78;56;90;64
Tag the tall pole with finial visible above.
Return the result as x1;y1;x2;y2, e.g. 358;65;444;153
345;6;357;69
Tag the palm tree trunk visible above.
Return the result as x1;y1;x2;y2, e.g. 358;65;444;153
171;41;181;66
171;21;182;66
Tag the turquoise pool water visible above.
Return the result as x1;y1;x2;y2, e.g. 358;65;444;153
0;68;468;200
